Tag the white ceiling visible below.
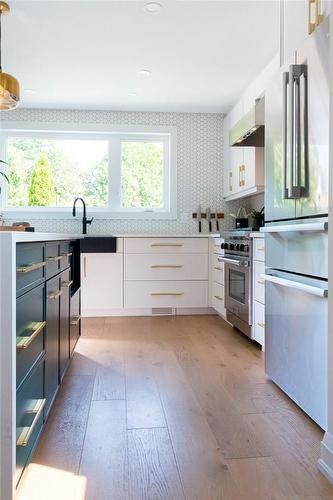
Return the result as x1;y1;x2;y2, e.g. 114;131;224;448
4;0;279;113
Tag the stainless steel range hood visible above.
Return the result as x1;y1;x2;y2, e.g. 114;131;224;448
229;97;265;147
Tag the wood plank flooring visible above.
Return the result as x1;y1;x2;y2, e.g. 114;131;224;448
16;315;333;500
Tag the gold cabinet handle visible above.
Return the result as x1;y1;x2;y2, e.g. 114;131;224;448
229;171;233;191
17;398;46;447
16;321;46;350
214;295;223;301
315;0;324;26
47;255;62;262
151;265;183;269
257;322;265;329
62;280;73;288
151;292;184;296
151;243;184;247
16;261;46;274
61;252;73;258
308;0;316;33
47;290;63;300
239;165;242;187
214;266;223;271
70;315;81;326
238;164;245;187
83;255;87;278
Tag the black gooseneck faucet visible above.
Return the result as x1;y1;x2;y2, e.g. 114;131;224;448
72;197;93;235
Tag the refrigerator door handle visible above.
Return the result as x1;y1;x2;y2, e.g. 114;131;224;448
261;273;328;297
261;221;328;233
282;71;290;199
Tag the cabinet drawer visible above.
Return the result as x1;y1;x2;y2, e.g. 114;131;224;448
124;237;209;254
125;254;208;281
211;281;226;316
16;358;45;485
253;238;265;262
125;281;208;308
59;241;72;271
211;254;224;284
16;243;46;297
211;238;223;254
253;300;265;347
17;283;46;389
253;260;265;304
46;242;61;279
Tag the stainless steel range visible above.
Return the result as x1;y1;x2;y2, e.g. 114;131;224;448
218;230;253;337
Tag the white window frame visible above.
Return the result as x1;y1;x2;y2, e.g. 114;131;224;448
0;122;177;220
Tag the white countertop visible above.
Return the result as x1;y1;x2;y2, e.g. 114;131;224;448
0;231;219;243
250;232;265;238
0;232;84;243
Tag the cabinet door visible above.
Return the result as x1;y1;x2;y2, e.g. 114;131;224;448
59;269;70;381
45;275;61;415
81;253;123;315
231;147;244;194
70;290;81;355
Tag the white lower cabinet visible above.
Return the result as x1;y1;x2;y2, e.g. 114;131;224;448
81;252;123;316
252;235;265;350
253;300;265;347
125;281;208;309
209;237;226;319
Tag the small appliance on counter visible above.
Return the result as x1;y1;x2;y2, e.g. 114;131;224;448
230;207;249;229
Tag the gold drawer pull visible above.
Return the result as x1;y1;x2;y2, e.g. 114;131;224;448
151;265;183;269
257;322;265;329
151;243;184;247
70;315;81;326
308;0;316;33
16;261;46;274
47;255;62;262
61;252;73;258
62;280;73;288
257;280;265;285
214;266;223;271
16;321;46;350
151;292;184;296
47;290;63;300
16;398;46;447
214;295;223;301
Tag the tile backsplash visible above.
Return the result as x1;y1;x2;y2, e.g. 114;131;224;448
2;107;262;234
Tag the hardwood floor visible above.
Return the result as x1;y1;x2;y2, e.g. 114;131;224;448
16;315;333;500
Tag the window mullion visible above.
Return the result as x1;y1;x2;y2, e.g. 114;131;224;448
108;136;121;210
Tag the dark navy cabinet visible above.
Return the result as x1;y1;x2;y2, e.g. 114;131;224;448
59;268;71;381
45;274;62;416
15;239;80;485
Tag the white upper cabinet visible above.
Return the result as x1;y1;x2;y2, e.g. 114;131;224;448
223;56;278;201
281;0;330;65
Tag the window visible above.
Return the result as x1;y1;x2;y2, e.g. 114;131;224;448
1;126;176;219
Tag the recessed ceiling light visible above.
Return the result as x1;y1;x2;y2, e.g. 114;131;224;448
138;69;151;77
128;92;137;97
143;2;162;14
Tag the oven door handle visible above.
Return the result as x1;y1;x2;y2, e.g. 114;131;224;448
218;257;249;267
261;273;328;298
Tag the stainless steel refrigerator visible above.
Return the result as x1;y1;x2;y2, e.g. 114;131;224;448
263;17;329;429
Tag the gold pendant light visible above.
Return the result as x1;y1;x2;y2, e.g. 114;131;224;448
0;1;19;110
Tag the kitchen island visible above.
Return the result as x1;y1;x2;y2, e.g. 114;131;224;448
0;232;83;500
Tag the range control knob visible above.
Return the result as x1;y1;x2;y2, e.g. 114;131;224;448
240;244;245;252
229;243;235;251
223;243;228;250
221;242;225;249
235;244;240;251
244;244;249;252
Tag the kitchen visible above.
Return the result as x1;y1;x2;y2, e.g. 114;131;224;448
0;1;332;499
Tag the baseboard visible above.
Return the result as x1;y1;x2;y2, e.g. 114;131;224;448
318;432;333;484
82;307;215;317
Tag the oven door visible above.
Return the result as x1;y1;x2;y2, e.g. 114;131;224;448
219;256;251;326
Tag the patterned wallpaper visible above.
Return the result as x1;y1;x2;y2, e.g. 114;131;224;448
2;108;261;234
